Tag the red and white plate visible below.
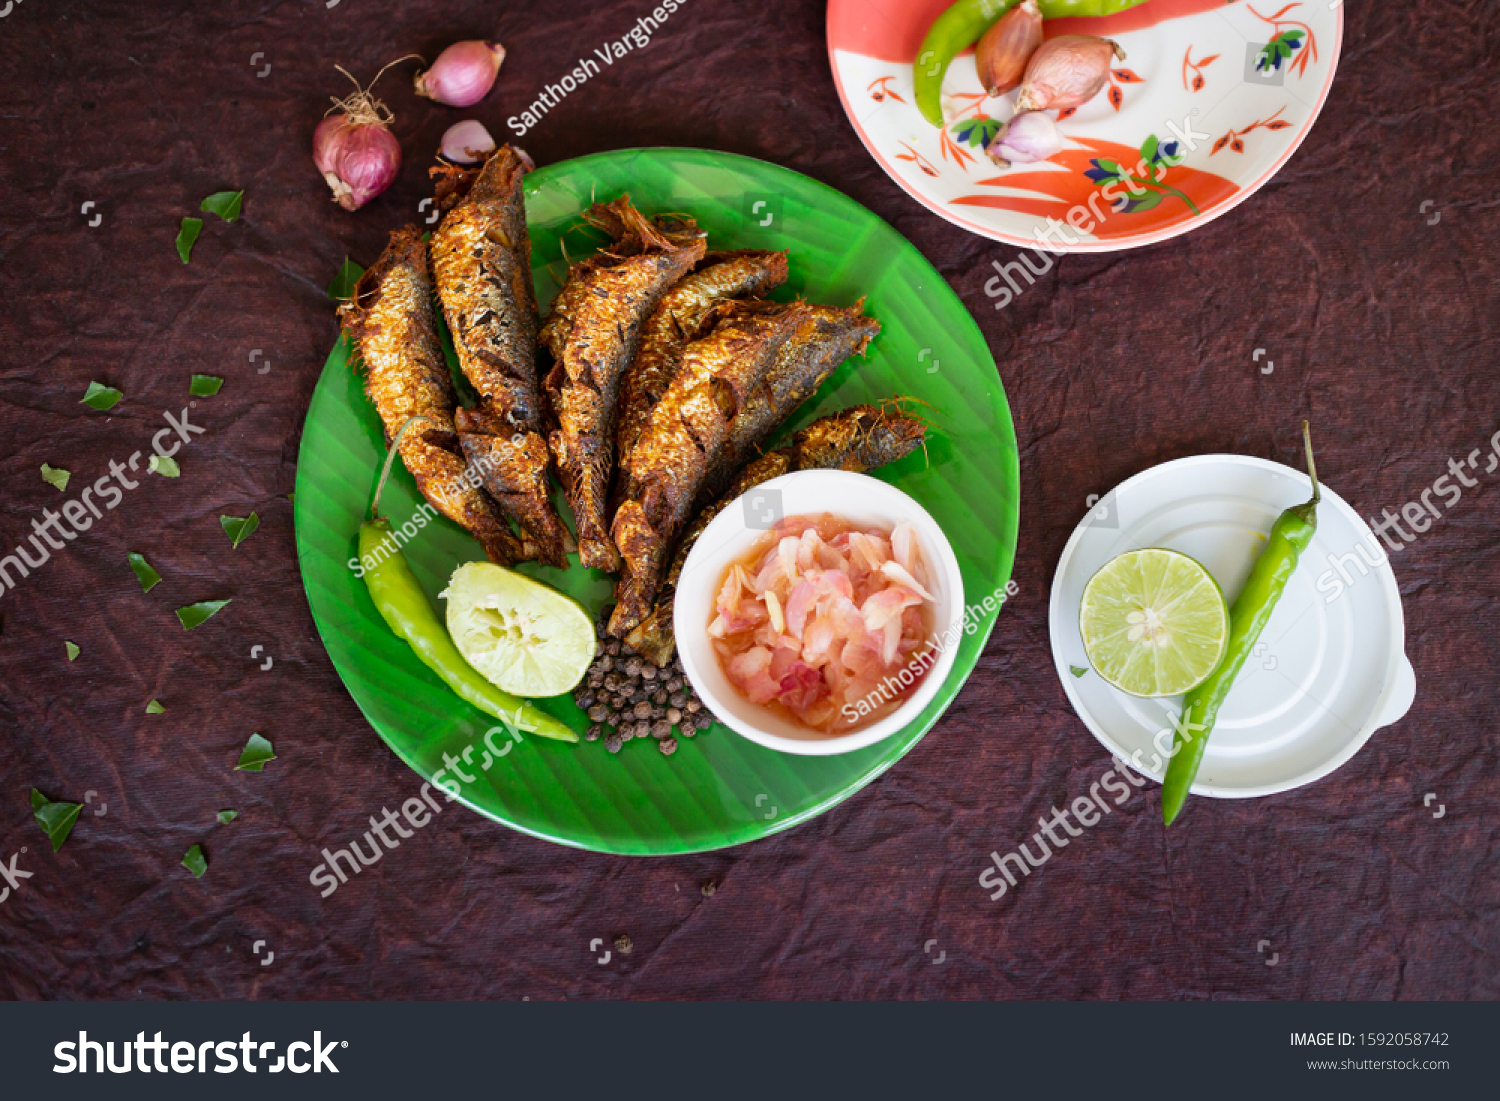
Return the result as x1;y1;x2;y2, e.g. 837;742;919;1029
827;0;1342;251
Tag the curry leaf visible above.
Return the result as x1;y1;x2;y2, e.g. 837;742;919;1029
148;454;181;478
128;552;161;592
80;381;123;411
146;699;166;714
41;464;71;491
220;513;260;548
200;190;243;222
327;257;365;301
1070;665;1089;678
182;844;208;878
217;810;238;824
32;789;83;852
190;374;224;396
175;599;230;630
65;641;80;661
176;217;203;263
234;732;276;772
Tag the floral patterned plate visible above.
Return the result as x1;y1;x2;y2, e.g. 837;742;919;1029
827;0;1342;251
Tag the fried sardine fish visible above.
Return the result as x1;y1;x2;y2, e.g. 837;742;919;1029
339;226;523;565
614;249;790;493
696;301;879;508
608;301;814;637
541;196;706;570
431;144;574;568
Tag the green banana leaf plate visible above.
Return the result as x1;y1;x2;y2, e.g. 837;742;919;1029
294;147;1018;854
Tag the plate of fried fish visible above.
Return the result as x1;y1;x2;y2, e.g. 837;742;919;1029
294;146;1019;854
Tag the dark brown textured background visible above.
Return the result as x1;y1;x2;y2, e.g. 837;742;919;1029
1;0;1495;1000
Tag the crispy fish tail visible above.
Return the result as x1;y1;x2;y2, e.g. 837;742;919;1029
454;405;576;568
625;403;928;664
339;225;524;565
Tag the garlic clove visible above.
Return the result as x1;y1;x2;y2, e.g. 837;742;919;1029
1015;35;1126;114
984;110;1063;168
414;41;506;108
439;120;497;165
975;0;1044;98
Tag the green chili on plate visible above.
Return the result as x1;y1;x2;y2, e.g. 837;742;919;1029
1161;422;1321;825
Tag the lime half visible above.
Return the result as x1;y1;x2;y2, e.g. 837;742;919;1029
442;562;596;698
1078;548;1229;698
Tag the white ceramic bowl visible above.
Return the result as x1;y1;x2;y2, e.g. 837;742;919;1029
675;470;965;756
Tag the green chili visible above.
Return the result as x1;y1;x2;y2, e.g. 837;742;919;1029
1034;0;1155;16
914;0;1155;127
1161;423;1320;825
359;419;577;744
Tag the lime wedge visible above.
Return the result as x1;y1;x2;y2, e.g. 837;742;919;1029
1078;548;1229;698
442;562;596;698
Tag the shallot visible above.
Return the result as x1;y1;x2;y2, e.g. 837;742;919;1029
315;64;405;212
1015;34;1126;113
709;514;936;733
975;0;1043;98
414;41;506;107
